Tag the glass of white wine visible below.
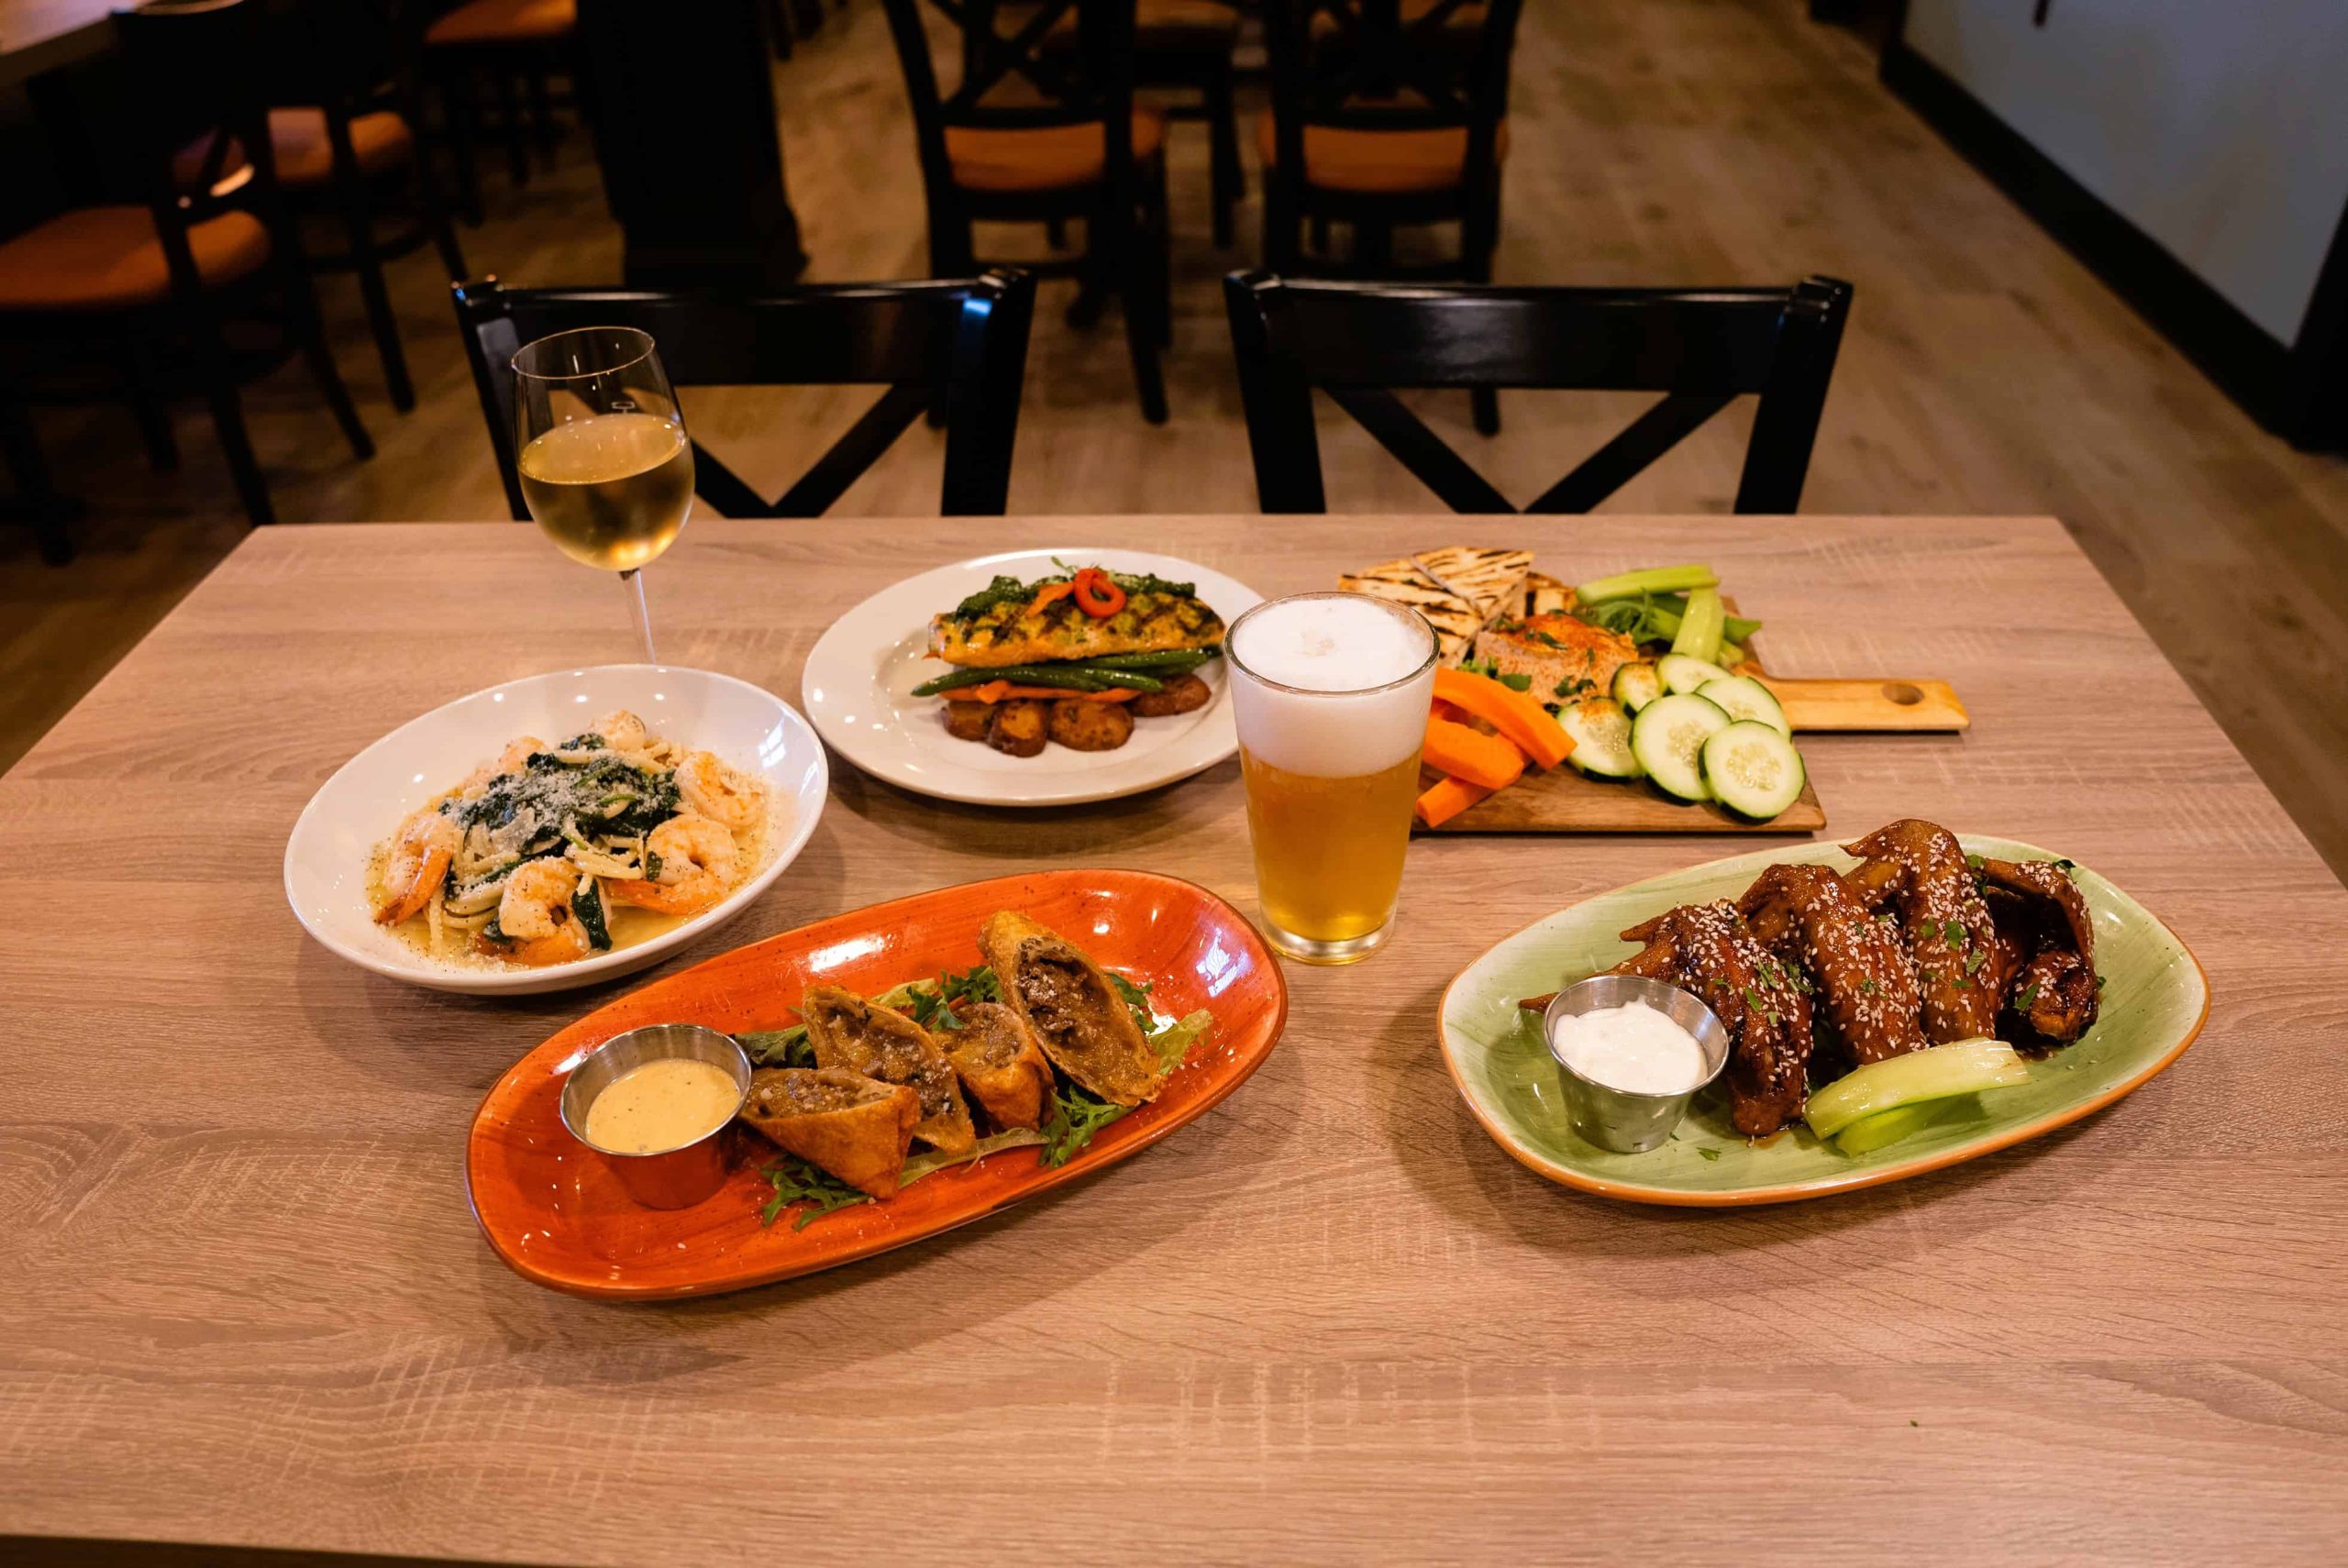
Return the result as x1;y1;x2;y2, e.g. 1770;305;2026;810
511;326;696;661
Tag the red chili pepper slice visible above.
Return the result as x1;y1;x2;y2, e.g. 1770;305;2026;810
1071;568;1126;618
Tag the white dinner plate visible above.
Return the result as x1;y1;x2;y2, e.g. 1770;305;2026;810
283;665;828;996
801;549;1263;807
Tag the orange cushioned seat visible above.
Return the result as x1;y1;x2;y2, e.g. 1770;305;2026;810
0;206;271;311
174;109;415;195
425;0;575;46
946;109;1167;193
1256;113;1510;195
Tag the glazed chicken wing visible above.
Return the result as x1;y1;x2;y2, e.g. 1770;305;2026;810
1842;819;2008;1043
1977;856;2101;1046
1613;901;1816;1137
1738;864;1925;1066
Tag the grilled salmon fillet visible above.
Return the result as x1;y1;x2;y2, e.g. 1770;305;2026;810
929;588;1225;668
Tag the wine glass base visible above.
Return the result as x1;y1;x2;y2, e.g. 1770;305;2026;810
1262;916;1394;966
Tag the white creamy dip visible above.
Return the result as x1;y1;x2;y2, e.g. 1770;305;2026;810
1552;1001;1707;1095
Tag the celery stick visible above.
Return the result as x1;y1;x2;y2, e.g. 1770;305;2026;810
1718;640;1748;669
1834;1099;1951;1155
1803;1039;2029;1139
1671;587;1726;664
1575;564;1719;603
1723;613;1762;644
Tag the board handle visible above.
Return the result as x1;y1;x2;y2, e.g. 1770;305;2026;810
1754;677;1969;733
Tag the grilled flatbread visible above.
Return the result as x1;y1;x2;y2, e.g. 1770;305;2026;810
979;911;1162;1107
801;986;977;1155
1518;570;1575;619
1413;547;1533;624
1336;558;1479;666
940;1000;1056;1132
739;1067;921;1198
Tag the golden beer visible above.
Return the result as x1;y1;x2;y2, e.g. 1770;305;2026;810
1225;592;1438;963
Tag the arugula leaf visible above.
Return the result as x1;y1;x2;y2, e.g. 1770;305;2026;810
1039;1085;1129;1167
759;1156;870;1230
739;1023;814;1068
1152;1009;1213;1072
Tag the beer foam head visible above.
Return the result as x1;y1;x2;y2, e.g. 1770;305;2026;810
1227;592;1437;777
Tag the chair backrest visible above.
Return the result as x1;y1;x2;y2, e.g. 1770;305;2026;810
1261;0;1523;182
880;0;1141;209
450;272;1037;519
1224;271;1855;514
111;0;298;295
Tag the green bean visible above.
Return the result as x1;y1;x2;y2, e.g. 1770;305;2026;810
912;664;1165;697
1080;648;1219;670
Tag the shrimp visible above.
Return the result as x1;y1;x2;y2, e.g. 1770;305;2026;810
460;734;546;797
604;813;738;917
482;858;594;966
373;808;458;924
592;709;648;751
673;750;763;832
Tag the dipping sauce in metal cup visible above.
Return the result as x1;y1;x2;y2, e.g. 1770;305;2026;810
1541;975;1731;1154
559;1023;751;1209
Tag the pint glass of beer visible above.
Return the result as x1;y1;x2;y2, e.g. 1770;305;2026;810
1224;591;1439;964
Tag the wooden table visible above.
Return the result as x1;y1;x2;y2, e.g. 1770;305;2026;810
0;0;113;89
6;517;2345;1565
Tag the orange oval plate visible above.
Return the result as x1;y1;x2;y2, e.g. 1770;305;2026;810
468;870;1289;1298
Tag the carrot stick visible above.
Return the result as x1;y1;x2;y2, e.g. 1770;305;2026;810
958;681;1137;704
1431;667;1574;769
1415;774;1495;828
1422;715;1526;790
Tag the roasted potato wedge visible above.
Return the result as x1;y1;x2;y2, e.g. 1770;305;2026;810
1127;672;1211;718
942;701;992;742
1047;699;1135;752
987;699;1048;757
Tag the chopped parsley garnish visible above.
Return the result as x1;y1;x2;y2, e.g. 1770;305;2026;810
1696;1147;1722;1162
2012;981;2041;1013
1943;919;1967;949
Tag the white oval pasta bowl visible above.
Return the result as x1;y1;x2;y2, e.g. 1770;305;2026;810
284;665;828;997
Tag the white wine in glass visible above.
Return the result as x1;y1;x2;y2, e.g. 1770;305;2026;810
511;327;695;660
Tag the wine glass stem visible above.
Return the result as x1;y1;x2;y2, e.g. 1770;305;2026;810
620;568;657;663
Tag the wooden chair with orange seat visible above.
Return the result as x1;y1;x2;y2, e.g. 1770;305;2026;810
1259;0;1523;429
175;0;468;413
0;0;371;548
880;0;1171;423
1036;0;1246;248
421;0;576;226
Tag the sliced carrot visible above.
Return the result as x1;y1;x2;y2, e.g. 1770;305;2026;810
958;681;1137;704
1432;667;1574;769
1422;714;1526;791
1430;698;1469;723
1415;774;1494;828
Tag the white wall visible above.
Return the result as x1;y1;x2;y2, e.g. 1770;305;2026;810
1905;0;2348;345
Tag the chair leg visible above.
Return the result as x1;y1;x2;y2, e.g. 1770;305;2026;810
1109;209;1167;425
1472;387;1501;436
445;71;484;225
768;0;793;59
116;335;179;470
280;267;373;461
412;144;469;278
1;398;78;564
526;66;558;171
194;321;274;526
1046;217;1067;249
334;166;415;412
495;71;529;188
1206;71;1240;249
1151;164;1173;348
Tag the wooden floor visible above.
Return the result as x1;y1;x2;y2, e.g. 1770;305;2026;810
6;0;2346;875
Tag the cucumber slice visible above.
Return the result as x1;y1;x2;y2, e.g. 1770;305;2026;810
1700;720;1806;819
1611;662;1665;714
1629;693;1730;801
1805;1039;2029;1139
1694;675;1791;735
1656;653;1732;695
1560;700;1642;778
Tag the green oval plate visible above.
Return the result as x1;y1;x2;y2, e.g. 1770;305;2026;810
1438;837;2208;1205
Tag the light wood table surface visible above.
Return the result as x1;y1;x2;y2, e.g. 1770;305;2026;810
6;517;2345;1566
0;0;113;86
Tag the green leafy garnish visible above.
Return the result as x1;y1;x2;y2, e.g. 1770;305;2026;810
738;1021;814;1068
1039;1085;1129;1167
1696;1147;1722;1162
2012;981;2041;1013
1963;948;1986;975
1943;919;1966;949
759;1157;870;1230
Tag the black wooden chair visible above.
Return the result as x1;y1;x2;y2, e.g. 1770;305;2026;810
0;0;371;548
451;271;1037;518
1224;271;1855;514
422;0;576;226
880;0;1170;423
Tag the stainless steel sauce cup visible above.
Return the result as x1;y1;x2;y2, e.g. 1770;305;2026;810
559;1022;752;1209
1542;975;1731;1154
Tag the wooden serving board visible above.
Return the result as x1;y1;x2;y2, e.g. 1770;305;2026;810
1418;657;1960;835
